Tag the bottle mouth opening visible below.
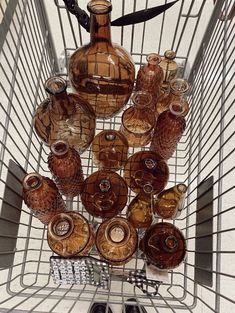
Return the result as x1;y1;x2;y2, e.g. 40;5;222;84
49;213;74;240
99;179;111;192
164;50;176;60
169;101;186;116
170;78;189;94
51;140;69;156
87;0;112;14
164;235;178;251
23;173;42;190
144;158;157;170
146;53;161;65
109;225;126;243
177;184;187;193
132;91;152;107
105;131;116;141
143;183;154;194
44;77;67;95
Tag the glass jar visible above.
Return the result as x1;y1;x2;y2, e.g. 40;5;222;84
159;50;178;90
68;0;135;119
92;130;129;171
120;91;156;147
22;173;66;225
34;76;96;154
150;100;187;160
81;170;128;219
139;222;187;270
48;140;84;197
47;212;94;257
95;217;138;265
156;78;189;115
154;184;187;219
124;150;169;195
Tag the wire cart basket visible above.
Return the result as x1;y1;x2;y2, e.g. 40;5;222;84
0;0;234;312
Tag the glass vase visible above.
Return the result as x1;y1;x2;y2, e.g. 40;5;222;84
159;50;178;90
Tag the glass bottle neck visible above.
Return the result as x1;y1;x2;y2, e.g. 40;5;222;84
90;13;112;45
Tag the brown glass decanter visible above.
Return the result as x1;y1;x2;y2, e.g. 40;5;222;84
120;91;156;147
139;222;186;270
159;50;178;90
69;0;135;119
48;140;84;197
154;184;187;219
34;76;96;154
124;150;169;195
150;100;187;160
81;170;128;218
95;217;138;265
47;212;94;257
92;130;129;171
127;184;153;229
22;173;66;225
136;53;163;108
156;78;189;115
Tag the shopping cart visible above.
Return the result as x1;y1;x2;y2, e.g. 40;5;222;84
0;0;234;312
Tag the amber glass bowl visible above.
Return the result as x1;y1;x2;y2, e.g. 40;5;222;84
95;217;138;266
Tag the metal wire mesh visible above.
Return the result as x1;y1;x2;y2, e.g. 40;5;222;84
0;0;234;312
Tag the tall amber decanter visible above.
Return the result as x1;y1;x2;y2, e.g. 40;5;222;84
139;222;186;270
127;185;153;229
136;53;163;107
34;76;96;154
81;170;128;218
48;140;84;197
120;91;156;147
159;50;178;90
150;100;187;160
154;184;187;219
22;173;66;225
156;78;189;115
69;0;135;119
47;212;94;257
92;130;129;171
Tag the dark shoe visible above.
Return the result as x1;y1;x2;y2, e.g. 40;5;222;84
89;302;113;313
124;298;147;313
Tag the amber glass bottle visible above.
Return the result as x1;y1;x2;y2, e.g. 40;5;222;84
150;100;187;160
127;185;153;229
124;150;169;195
120;91;156;147
48;140;84;197
47;212;94;257
154;184;187;219
69;0;135;119
95;217;138;265
159;50;178;90
81;170;128;218
92;130;129;171
136;53;163;107
22;173;66;225
156;78;189;115
34;76;96;154
139;222;186;270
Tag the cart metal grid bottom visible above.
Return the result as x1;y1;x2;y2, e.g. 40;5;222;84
0;0;234;312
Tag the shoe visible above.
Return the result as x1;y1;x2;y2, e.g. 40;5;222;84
89;302;113;313
124;298;147;313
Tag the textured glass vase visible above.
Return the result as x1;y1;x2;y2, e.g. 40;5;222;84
81;170;128;218
124;150;169;195
159;50;178;90
139;222;186;270
156;78;189;115
136;53;163;109
95;217;138;265
22;173;66;225
47;212;94;257
150;100;187;160
34;76;96;154
120;91;156;147
154;184;187;219
48;140;84;197
69;0;135;119
92;130;129;171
